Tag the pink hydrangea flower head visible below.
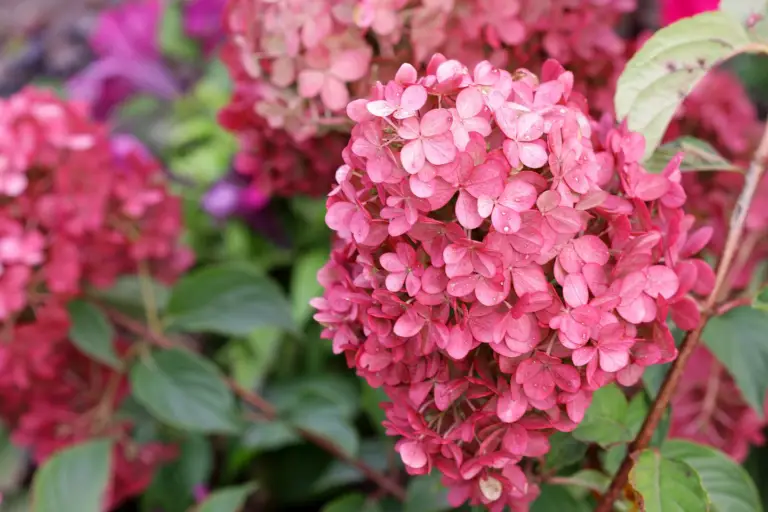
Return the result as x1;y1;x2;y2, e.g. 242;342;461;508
670;347;765;461
313;56;711;510
0;88;191;509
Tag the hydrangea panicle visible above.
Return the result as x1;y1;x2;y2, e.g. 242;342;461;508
0;87;190;510
313;56;711;510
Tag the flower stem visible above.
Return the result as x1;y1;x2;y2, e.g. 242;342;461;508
596;122;768;512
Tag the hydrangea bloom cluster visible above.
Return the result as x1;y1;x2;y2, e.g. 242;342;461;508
218;44;348;197
671;346;765;462
312;55;712;510
220;0;634;198
674;71;768;289
0;303;177;510
0;87;190;508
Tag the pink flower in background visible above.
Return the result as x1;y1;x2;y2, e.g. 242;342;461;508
68;0;227;119
661;0;718;25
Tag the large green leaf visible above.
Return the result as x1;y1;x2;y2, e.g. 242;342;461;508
404;473;451;512
615;11;749;160
629;449;710;512
663;440;763;512
241;420;300;452
196;483;256;512
287;404;360;458
67;300;121;369
31;439;113;512
321;493;382;512
644;137;743;174
573;384;632;447
221;327;284;390
291;250;328;325
130;349;240;433
703;306;768;416
165;264;294;335
91;275;170;317
312;440;392;493
544;432;588;472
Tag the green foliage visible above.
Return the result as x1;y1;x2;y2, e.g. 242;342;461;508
67;300;121;369
629;449;710;512
0;425;26;493
196;483;257;512
404;473;451;512
158;0;201;61
531;485;591;512
614;11;749;159
663;440;763;512
573;384;633;447
644;137;743;174
31;439;113;512
703;306;768;416
165;264;295;335
130;348;240;433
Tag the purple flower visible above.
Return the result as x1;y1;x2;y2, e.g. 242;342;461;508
184;0;228;55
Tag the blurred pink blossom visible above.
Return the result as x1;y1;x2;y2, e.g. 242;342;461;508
661;0;718;25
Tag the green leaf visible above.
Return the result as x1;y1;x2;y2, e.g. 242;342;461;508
629;449;710;512
287;405;360;458
166;264;294;335
242;420;300;452
291;250;328;325
531;484;591;512
91;275;170;317
196;483;256;512
663;440;763;512
312;440;392;494
626;393;650;438
703;306;768;416
0;426;26;492
644;137;744;174
158;0;200;60
558;469;610;499
614;11;750;160
67;300;121;369
222;327;284;390
321;493;367;512
404;473;451;512
753;285;768;312
573;384;632;447
266;375;360;420
143;434;212;512
602;445;627;476
545;432;588;471
31;439;113;512
2;492;31;512
130;349;239;433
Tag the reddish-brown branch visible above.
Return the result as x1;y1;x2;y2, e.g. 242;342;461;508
107;308;407;501
596;123;768;512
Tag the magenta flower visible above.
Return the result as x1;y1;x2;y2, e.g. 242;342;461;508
661;0;718;25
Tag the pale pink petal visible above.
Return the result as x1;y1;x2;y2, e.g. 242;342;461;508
297;69;325;98
401;140;426;174
394;309;427;337
456;87;484;119
519;142;548;169
366;100;397;117
401;85;428;111
563;273;589;308
516;113;544;141
499;180;538;212
398;441;427;468
330;48;372;81
497;387;528;423
455;190;484;229
644;265;679;299
422;133;457;165
321;76;350;111
421;109;454;137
